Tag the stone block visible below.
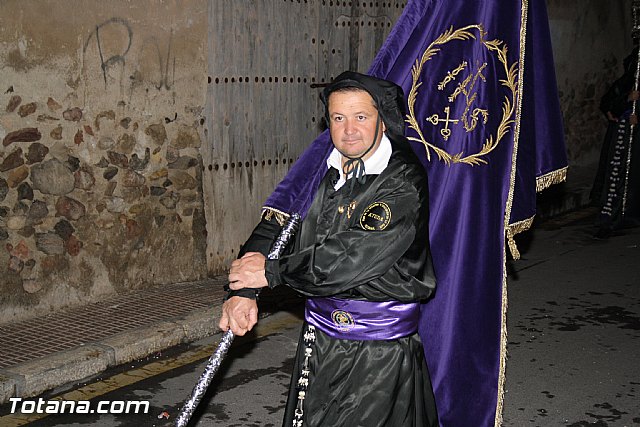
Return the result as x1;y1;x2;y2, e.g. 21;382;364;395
117;134;136;154
99;321;186;365
55;196;86;220
31;158;75;195
179;307;219;342
50;125;63;140
145;123;167;145
168;156;197;170
62;107;82;121
35;232;65;255
6;95;21;113
0;373;18;404
7;216;26;230
0;148;24;172
129;148;149;171
26;200;48;224
122;169;145;187
171;125;201;149
26;142;48;164
6;345;110;398
17;182;33;200
47;97;61;111
107;151;128;168
6;165;29;188
18;102;37;117
3;128;41;147
168;170;196;190
0;178;8;201
74;167;95;190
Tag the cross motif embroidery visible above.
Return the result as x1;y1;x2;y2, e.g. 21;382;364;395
426;106;459;141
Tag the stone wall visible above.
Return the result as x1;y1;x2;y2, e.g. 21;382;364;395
0;0;209;323
547;0;633;168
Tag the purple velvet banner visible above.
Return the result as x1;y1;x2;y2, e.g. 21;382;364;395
264;1;567;425
305;297;420;341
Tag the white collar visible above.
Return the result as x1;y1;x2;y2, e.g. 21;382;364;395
326;133;392;190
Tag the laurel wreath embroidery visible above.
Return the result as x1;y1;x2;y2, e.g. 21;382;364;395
405;24;518;166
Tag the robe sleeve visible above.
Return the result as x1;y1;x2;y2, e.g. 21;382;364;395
265;172;434;301
239;214;283;257
225;213;283;300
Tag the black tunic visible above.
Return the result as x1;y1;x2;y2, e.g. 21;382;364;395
261;140;438;427
591;49;640;230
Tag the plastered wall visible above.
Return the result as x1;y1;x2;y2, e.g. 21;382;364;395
0;0;209;322
547;0;633;167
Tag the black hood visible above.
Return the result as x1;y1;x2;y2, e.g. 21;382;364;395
320;71;406;138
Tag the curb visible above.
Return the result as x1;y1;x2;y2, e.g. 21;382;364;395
0;306;220;405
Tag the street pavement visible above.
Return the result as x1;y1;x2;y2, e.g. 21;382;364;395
503;211;639;426
0;208;638;426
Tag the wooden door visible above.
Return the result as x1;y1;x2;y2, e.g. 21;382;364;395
202;1;406;272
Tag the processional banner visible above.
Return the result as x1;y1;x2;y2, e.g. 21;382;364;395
264;1;567;425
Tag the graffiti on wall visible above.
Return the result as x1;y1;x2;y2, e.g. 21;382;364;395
83;17;175;91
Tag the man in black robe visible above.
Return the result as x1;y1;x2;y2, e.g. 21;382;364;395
591;46;640;238
219;71;438;426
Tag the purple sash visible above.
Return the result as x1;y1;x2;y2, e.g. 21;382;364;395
305;297;419;341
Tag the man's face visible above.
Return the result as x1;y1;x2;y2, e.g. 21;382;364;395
327;89;386;166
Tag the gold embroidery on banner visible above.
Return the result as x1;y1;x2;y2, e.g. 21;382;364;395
406;24;518;166
426;106;459;141
457;62;490;132
437;61;468;90
449;61;486;102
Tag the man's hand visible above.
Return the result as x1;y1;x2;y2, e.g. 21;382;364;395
228;252;268;290
219;296;258;336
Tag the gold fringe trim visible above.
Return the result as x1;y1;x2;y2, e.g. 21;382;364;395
505;215;534;261
261;206;290;227
535;166;567;193
507;215;534;238
506;234;520;260
497;1;528;424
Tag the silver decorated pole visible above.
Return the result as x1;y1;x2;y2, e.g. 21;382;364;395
174;213;302;427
